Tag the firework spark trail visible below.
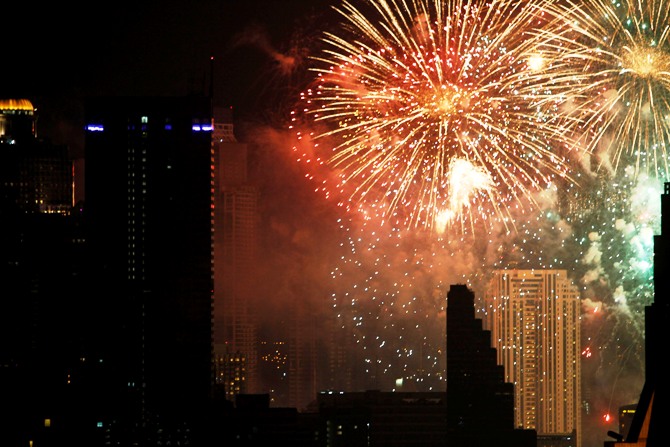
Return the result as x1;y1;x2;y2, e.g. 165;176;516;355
554;166;660;434
320;162;658;403
291;0;577;235
329;219;484;390
526;0;670;180
282;0;664;435
513;0;669;426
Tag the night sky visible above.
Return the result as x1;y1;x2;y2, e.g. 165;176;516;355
4;0;337;156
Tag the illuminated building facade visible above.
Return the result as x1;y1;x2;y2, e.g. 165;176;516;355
482;269;581;447
84;96;214;446
0;98;35;143
215;350;247;399
212;106;260;395
0;98;73;214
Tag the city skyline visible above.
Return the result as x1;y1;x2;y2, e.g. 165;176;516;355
3;1;667;445
0;93;660;446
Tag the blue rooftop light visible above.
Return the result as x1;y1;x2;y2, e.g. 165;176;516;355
192;124;213;132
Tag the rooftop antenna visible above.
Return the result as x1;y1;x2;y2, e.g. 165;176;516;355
209;56;215;100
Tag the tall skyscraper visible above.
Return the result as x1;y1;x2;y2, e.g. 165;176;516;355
211;107;320;411
446;283;536;446
482;269;582;447
84;96;214;446
212;106;261;396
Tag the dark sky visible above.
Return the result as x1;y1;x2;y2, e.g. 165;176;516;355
4;0;347;332
4;0;337;155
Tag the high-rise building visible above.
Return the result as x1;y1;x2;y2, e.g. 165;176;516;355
212;106;261;396
609;182;670;447
0;98;73;214
482;269;581;447
83;96;214;446
446;283;537;447
211;107;320;411
286;296;319;410
0;98;35;143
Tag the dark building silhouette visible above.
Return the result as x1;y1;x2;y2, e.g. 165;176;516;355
617;404;637;441
82;96;214;446
0;96;591;447
217;283;537;446
606;182;670;446
219;394;322;446
219;284;540;446
316;390;447;447
446;283;537;446
0;98;86;447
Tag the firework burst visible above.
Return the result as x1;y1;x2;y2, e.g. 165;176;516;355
281;0;659;433
528;0;670;179
291;0;575;235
